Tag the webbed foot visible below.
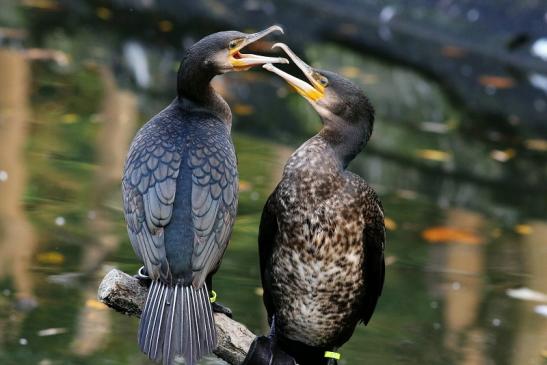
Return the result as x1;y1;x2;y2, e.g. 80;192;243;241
242;336;296;365
211;301;233;318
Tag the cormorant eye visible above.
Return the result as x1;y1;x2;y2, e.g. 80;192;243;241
319;76;329;87
229;40;239;50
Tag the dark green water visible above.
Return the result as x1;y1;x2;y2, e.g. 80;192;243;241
1;2;547;365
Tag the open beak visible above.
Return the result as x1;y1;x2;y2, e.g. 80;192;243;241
230;25;289;70
262;43;325;102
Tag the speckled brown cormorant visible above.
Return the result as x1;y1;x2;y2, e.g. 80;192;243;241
244;44;385;365
122;26;287;365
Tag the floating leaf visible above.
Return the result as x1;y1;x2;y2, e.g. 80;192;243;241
36;251;65;265
158;20;173;33
535;305;547;317
419;121;450;134
21;0;59;10
514;224;533;235
359;74;378;85
478;75;515;89
38;328;67;337
490;228;502;238
25;48;70;65
241;72;261;82
96;7;111;20
254;287;264;296
62;114;78;124
85;299;107;310
339;66;360;78
422;227;483;245
415;149;452;162
384;217;397;231
490;148;516;162
506;288;547;302
239;180;254;193
55;216;66;226
524;139;547;152
441;46;466;58
338;23;359;35
233;104;254;116
396;189;417;200
385;256;397;266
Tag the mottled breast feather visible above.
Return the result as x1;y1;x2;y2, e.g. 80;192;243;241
123;105;238;286
259;136;385;348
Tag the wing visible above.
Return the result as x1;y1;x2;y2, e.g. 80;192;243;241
188;123;238;287
123;122;182;282
361;194;386;325
258;194;279;323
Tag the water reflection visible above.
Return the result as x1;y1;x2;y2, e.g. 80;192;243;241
72;66;137;357
511;222;547;365
0;49;37;311
0;3;546;365
433;209;487;364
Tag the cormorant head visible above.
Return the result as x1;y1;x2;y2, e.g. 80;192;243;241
263;43;374;139
186;25;288;74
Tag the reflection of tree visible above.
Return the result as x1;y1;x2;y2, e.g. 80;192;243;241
427;209;489;365
511;222;547;365
80;67;137;274
71;67;137;356
0;49;36;321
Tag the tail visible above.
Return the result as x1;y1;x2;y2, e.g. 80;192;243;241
138;280;217;365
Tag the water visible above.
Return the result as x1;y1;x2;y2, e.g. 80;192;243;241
1;2;547;365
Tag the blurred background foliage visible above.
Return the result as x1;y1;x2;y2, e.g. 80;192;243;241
0;0;546;364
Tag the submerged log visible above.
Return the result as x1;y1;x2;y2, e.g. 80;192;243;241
97;269;255;365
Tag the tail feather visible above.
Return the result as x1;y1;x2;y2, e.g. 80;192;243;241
138;280;217;365
200;287;215;351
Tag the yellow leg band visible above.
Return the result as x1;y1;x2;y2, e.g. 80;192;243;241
324;351;341;360
209;290;217;303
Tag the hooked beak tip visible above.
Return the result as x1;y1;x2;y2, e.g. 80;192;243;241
272;25;284;35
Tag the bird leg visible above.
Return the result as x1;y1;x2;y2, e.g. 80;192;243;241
242;336;297;365
206;274;233;318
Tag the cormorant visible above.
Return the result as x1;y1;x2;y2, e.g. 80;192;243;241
244;43;386;365
122;26;287;365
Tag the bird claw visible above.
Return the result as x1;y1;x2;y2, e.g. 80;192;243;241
134;266;152;287
212;301;233;318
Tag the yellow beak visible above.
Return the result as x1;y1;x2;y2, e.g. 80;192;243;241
229;25;289;70
262;43;325;102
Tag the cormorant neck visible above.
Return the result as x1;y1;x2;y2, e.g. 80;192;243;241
319;116;371;169
176;52;231;124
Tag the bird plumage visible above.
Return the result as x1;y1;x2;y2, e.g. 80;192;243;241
123;103;238;285
259;136;385;352
122;27;286;365
123;102;238;364
253;43;385;365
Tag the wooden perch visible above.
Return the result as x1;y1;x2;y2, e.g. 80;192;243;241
97;269;255;365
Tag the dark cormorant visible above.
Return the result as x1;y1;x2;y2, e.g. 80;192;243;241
244;43;385;365
122;26;287;365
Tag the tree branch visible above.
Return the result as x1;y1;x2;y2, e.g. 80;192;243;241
97;269;254;365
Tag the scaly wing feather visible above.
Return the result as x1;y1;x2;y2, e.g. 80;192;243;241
123;120;182;282
188;122;238;287
360;193;386;325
